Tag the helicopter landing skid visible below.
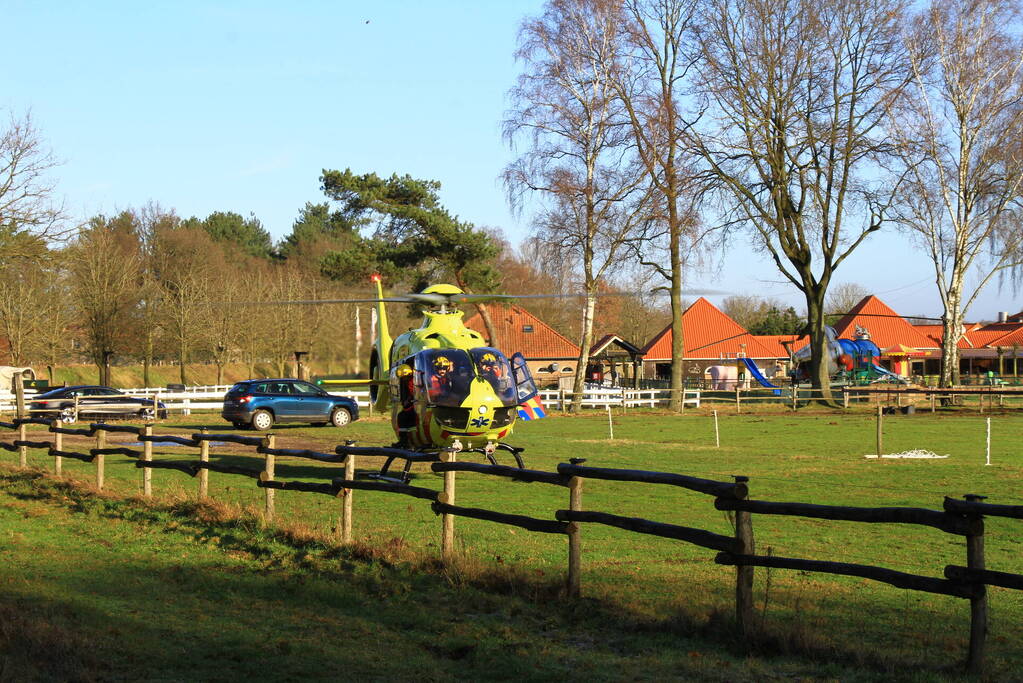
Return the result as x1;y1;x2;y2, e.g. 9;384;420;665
363;441;526;486
458;442;525;469
369;453;418;485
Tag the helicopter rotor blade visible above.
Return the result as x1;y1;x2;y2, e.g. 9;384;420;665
225;297;408;306
226;288;732;307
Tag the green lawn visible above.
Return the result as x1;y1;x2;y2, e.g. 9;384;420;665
1;407;1021;680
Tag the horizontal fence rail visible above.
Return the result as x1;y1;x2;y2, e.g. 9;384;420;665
0;417;1019;675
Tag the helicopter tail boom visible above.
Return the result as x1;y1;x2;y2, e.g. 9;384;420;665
371;274;392;412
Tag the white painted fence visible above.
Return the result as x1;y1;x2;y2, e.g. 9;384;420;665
538;387;701;409
0;384;699;415
0;385;373;415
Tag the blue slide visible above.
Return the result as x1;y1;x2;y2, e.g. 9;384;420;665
741;358;782;395
871;363;909;384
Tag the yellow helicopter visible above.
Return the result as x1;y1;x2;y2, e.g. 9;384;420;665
320;275;544;466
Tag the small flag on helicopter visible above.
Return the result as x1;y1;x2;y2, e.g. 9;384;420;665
517;395;547;421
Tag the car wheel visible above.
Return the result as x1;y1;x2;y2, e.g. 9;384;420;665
330;407;352;428
139;407;156;421
251;409;274;431
60;406;77;424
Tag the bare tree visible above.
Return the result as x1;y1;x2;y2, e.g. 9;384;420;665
33;259;77;381
505;0;648;410
825;282;871;317
614;0;706;410
205;272;249;385
894;0;1023;386
69;217;142;385
0;265;42;365
721;294;784;329
136;203;179;387
0;111;71;259
154;223;216;385
691;0;913;400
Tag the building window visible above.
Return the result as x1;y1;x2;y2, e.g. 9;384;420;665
522;325;534;333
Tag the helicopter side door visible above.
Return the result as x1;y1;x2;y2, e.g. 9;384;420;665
510;352;539;403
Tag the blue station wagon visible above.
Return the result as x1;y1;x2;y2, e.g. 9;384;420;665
221;379;359;431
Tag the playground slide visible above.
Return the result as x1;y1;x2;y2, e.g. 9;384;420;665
870;363;909;384
740;358;781;394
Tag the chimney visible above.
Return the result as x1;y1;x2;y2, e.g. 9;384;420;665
998;311;1009;323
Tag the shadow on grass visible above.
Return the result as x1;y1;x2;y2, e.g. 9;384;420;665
0;467;988;681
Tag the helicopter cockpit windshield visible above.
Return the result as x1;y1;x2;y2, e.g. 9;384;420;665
471;347;517;407
419;349;473;407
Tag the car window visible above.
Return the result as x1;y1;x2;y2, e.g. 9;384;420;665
292;381;323;395
252;383;271;393
271;382;292;395
96;388;121;396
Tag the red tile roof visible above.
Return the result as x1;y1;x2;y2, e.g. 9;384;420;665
983;326;1023;347
641;297;778;360
464;305;580;360
963;322;1023;348
833;296;938;350
912;322;1023;349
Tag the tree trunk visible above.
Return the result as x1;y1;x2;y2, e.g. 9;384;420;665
178;341;188;385
452;272;499;350
475;302;499;350
667;180;686;412
940;296;963;388
570;293;598;413
804;291;834;404
143;327;152;386
669;248;685;412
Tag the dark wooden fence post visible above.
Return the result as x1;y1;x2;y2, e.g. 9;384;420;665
142;424;153;496
734;475;754;636
440;447;456;559
567;475;583;598
198;427;209;499
964;493;988;674
263;434;275;522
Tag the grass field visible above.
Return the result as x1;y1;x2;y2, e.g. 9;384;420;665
1;406;1021;680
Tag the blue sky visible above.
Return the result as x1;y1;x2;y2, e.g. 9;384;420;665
4;1;1018;321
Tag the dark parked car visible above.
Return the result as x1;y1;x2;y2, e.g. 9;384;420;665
221;379;359;431
30;385;168;422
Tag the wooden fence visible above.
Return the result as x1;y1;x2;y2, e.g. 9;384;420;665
0;417;1020;674
843;385;1023;413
